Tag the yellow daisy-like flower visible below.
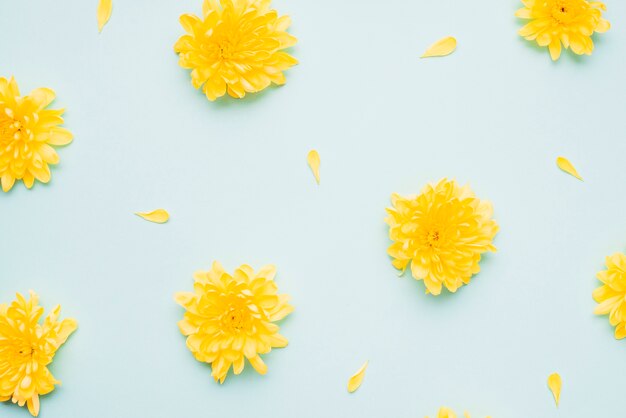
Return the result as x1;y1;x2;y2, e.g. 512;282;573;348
385;178;499;296
426;407;491;418
516;0;610;61
593;253;626;339
174;0;298;101
0;76;73;192
174;261;294;383
0;291;77;417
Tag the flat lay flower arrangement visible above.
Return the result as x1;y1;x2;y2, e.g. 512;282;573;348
1;0;624;417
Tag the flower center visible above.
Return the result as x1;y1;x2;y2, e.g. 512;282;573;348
218;40;234;60
223;308;247;331
427;230;440;247
551;0;577;23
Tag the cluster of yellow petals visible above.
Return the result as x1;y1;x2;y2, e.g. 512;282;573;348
386;179;499;296
175;261;294;383
516;0;610;60
593;253;626;339
426;407;491;418
0;291;77;417
0;77;73;192
174;0;298;101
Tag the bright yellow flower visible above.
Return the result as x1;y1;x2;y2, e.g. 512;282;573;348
0;77;73;192
0;291;77;417
174;0;298;101
516;0;610;61
175;261;294;383
593;253;626;339
425;407;491;418
385;179;498;296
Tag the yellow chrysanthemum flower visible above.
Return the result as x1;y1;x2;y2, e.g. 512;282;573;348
516;0;610;61
0;291;77;417
174;0;298;101
174;261;294;383
0;77;73;192
426;407;491;418
385;179;499;296
593;253;626;339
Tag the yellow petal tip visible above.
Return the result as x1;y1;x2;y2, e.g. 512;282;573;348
556;156;583;181
347;360;368;393
135;209;169;224
547;372;562;407
421;36;457;58
307;150;320;185
97;0;113;33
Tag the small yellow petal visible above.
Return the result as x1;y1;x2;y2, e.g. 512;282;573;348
421;36;457;58
547;372;562;407
347;360;368;393
556;156;583;181
307;150;320;185
135;209;169;224
97;0;113;33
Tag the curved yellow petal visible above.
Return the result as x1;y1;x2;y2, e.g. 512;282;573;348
421;36;457;58
547;372;562;407
556;156;583;181
347;360;368;393
307;150;320;184
135;209;169;224
97;0;113;33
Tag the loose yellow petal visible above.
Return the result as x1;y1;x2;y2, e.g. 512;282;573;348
421;36;457;58
347;360;368;393
135;209;169;224
307;150;320;184
547;372;562;407
97;0;113;33
556;156;583;181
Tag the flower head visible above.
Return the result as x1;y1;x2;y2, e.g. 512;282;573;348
385;179;498;296
0;291;77;417
174;0;298;101
593;253;626;339
175;261;294;383
0;77;73;192
516;0;610;60
426;408;491;418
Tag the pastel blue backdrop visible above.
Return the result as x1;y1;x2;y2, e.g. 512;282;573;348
1;0;626;417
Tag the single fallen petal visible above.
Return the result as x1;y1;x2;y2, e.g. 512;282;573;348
135;209;169;224
307;150;320;184
547;372;562;407
97;0;113;33
347;360;368;393
556;156;583;181
421;36;457;58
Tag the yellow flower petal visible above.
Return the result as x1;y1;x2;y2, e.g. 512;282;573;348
547;372;562;407
556;156;583;181
307;150;320;184
135;209;169;224
347;360;368;393
97;0;113;33
421;36;457;58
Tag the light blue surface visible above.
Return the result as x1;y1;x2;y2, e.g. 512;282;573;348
1;0;626;417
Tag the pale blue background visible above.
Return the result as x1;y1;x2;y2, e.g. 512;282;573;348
1;0;625;417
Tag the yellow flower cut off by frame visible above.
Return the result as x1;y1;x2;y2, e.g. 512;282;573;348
174;261;294;383
174;0;298;101
516;0;610;61
0;291;77;417
0;77;73;192
593;253;626;340
385;178;499;295
425;407;492;418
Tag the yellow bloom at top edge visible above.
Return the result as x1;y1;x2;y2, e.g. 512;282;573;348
593;252;626;340
385;178;498;296
174;0;298;101
0;76;73;192
515;0;610;61
0;291;77;417
174;261;294;383
425;407;492;418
